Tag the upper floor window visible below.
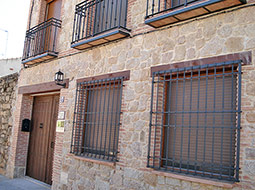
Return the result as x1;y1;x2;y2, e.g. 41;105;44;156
45;0;62;20
145;0;246;28
71;0;130;50
148;60;242;181
22;0;62;65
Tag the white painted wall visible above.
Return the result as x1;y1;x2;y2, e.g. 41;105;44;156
0;58;21;77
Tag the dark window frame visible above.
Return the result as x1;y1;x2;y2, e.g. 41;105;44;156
147;60;242;181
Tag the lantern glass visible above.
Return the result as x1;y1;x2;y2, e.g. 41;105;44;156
55;70;64;83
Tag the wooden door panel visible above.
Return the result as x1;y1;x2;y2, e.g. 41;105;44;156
45;95;59;184
27;97;52;182
27;95;59;184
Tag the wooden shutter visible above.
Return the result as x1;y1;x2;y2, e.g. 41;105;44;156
46;0;62;20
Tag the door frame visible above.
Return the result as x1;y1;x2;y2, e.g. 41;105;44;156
26;93;60;184
8;80;68;180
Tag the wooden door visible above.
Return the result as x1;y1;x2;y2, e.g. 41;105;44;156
26;95;59;185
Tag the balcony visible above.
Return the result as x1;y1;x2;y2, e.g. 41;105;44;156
22;18;61;65
71;0;130;50
145;0;246;28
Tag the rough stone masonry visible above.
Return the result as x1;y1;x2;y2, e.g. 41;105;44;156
0;73;18;175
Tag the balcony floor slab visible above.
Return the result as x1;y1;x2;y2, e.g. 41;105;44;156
71;28;130;50
22;52;58;65
145;0;246;28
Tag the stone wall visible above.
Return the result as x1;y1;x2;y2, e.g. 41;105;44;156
0;73;18;175
10;0;255;189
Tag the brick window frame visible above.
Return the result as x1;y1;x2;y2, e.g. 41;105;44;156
148;60;242;181
71;71;130;162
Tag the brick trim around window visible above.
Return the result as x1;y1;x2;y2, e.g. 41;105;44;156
71;70;130;162
151;51;251;76
148;60;242;181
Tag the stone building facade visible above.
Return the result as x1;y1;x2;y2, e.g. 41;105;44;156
0;73;18;175
7;0;255;189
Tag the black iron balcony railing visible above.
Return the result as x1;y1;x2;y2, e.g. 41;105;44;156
22;18;61;62
72;0;128;44
145;0;246;27
146;0;200;18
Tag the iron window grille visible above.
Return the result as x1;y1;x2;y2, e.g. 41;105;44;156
148;60;242;181
71;77;123;161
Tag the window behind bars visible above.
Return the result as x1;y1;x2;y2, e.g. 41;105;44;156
71;77;123;162
148;60;242;181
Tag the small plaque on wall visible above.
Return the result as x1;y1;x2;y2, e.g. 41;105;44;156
56;120;65;133
60;96;65;103
58;111;65;120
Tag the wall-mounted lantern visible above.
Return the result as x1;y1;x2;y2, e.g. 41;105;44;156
55;70;66;87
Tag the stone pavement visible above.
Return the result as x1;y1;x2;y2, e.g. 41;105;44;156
0;175;51;190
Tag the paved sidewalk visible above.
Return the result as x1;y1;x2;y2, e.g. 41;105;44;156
0;175;51;190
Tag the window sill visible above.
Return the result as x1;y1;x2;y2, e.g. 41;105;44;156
67;153;116;168
145;0;246;28
142;168;235;189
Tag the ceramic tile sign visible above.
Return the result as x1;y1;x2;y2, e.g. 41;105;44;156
58;111;65;120
56;120;65;132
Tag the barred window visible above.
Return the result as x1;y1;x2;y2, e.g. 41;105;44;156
148;60;242;181
71;77;123;161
